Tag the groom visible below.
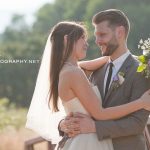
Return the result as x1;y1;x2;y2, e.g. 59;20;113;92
59;9;150;150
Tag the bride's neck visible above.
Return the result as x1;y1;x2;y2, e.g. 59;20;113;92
64;61;78;67
65;58;78;66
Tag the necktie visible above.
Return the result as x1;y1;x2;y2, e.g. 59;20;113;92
105;62;113;97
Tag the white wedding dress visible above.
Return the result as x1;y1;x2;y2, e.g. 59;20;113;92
57;86;114;150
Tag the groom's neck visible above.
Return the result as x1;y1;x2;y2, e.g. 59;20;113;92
110;45;128;61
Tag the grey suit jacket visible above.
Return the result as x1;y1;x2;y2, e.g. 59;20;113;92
90;54;150;150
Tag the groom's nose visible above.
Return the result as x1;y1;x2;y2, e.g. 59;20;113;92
95;36;103;46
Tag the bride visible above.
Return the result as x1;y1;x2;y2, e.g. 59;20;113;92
26;21;150;150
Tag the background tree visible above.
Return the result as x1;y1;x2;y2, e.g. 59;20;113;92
0;0;150;107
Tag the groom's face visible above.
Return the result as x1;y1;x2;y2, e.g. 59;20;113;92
94;21;119;56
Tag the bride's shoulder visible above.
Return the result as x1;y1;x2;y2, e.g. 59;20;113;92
60;66;85;79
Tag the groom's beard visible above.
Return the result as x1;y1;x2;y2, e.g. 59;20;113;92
102;38;119;56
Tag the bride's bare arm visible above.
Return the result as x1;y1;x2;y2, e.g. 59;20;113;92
68;68;150;120
78;56;109;71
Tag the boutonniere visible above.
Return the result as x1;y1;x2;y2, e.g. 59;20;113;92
137;38;150;79
111;72;125;90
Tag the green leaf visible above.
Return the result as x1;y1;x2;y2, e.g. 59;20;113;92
138;55;146;63
137;64;147;72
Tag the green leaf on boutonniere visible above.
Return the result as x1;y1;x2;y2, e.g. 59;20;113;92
138;55;146;63
137;64;146;72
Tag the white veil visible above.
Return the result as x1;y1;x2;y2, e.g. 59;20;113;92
26;34;65;143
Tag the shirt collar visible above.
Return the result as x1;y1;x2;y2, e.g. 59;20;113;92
108;50;131;72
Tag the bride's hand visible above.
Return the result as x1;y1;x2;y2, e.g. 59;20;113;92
140;89;150;111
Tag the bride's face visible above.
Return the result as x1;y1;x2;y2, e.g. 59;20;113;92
73;35;88;60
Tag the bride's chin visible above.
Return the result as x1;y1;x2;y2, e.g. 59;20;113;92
78;53;87;60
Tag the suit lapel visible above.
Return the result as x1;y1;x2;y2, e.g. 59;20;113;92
103;54;133;105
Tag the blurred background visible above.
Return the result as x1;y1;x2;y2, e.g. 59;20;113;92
0;0;150;149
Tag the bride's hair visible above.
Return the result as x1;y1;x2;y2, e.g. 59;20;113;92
49;21;87;112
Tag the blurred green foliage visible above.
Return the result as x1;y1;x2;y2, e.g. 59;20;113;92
0;0;150;107
0;98;27;131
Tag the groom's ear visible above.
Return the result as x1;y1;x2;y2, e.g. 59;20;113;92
116;26;125;39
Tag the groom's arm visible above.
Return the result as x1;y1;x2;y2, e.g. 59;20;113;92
58;119;65;136
58;71;150;139
95;73;150;140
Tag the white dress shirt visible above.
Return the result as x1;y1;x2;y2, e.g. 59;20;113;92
103;51;131;94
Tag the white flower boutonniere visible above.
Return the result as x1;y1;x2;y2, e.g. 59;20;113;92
111;72;125;90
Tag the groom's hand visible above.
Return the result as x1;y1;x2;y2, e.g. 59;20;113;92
73;113;96;135
60;112;80;136
60;112;96;137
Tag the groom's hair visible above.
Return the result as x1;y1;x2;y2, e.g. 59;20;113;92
92;9;130;38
